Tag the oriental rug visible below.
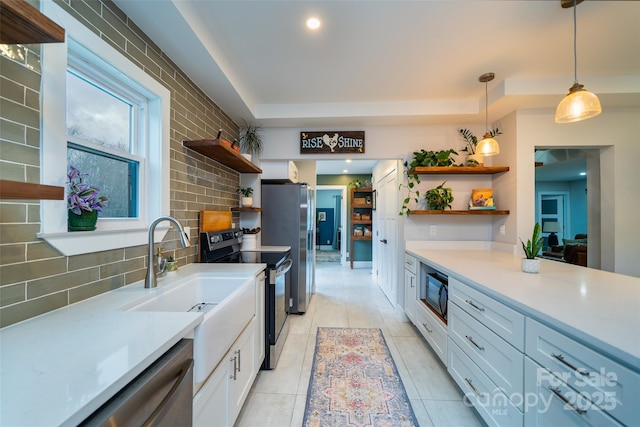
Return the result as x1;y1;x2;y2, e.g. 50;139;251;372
303;327;418;427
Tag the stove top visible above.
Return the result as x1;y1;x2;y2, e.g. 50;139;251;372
199;228;290;268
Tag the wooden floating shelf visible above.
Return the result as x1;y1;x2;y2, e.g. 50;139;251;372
352;236;373;241
352;204;373;209
183;138;262;174
230;207;262;212
408;166;509;175
0;179;64;200
352;220;372;225
1;0;65;44
409;209;510;215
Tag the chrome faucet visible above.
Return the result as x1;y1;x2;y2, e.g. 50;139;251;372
145;216;191;288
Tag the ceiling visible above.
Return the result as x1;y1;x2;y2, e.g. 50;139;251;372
112;1;639;175
113;0;639;130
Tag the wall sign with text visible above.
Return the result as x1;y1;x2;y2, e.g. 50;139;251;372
300;131;365;154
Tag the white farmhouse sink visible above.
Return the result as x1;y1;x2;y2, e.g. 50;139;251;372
124;275;255;390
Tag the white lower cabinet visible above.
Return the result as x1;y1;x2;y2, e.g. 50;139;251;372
194;317;256;427
414;301;447;365
404;267;417;322
448;338;523;427
524;357;623;427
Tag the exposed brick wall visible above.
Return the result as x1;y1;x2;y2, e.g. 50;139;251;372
0;0;241;327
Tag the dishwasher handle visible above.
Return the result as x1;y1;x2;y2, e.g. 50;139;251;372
142;358;194;427
275;258;293;277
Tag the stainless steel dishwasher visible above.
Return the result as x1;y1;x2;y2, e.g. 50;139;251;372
80;339;194;427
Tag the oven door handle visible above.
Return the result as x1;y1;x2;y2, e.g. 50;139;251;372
275;258;293;277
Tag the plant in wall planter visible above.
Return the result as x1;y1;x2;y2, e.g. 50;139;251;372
520;222;544;273
458;127;502;166
424;181;454;210
66;166;109;231
237;186;254;207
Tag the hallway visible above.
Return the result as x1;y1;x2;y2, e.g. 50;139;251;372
235;264;484;427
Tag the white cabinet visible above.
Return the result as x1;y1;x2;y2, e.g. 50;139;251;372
261;160;298;182
193;272;265;427
404;253;417;322
414;301;447;365
525;318;639;427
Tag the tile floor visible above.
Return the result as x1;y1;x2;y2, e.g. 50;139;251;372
235;263;485;427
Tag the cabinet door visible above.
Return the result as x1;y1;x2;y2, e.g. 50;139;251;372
193;355;231;427
229;319;256;423
255;272;266;372
524;357;623;427
404;269;417;322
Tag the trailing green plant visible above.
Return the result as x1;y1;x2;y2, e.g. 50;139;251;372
348;179;363;188
424;181;454;210
520;222;544;259
399;149;458;215
458;127;502;155
237;186;253;197
238;120;263;157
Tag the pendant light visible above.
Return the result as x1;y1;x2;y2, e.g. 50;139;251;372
555;0;601;123
476;72;500;156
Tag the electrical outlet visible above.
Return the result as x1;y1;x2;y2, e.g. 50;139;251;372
430;225;437;235
499;224;506;235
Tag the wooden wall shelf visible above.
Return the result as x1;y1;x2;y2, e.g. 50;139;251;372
0;179;64;200
230;207;262;212
1;0;65;44
409;209;510;216
183;139;262;174
408;166;509;175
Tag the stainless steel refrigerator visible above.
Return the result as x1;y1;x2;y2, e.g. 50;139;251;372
261;182;314;314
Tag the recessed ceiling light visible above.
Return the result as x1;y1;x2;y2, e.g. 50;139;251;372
579;172;587;176
343;169;348;173
306;17;321;30
346;159;352;163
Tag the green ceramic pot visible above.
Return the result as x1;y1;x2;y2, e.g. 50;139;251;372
68;210;98;231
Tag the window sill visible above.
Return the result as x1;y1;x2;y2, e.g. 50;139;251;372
38;226;168;256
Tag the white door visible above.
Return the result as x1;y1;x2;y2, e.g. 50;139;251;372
537;192;569;248
375;170;398;306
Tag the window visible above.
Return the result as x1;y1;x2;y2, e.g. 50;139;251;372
39;2;170;256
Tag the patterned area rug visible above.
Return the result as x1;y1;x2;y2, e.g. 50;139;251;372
303;327;418;427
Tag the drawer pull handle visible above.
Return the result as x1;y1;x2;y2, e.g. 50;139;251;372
236;349;241;372
465;335;485;351
548;387;587;415
465;378;484;398
465;300;485;312
230;355;237;380
422;323;433;333
551;353;589;376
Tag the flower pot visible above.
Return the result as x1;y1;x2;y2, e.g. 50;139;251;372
521;258;540;274
241;197;253;207
467;153;484;166
68;210;98;231
166;261;179;272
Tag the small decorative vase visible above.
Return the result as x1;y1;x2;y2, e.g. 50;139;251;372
521;258;540;274
467;153;484;166
241;197;253;207
68;210;98;231
165;261;179;272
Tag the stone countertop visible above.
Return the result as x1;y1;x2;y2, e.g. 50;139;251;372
0;263;265;427
405;243;640;370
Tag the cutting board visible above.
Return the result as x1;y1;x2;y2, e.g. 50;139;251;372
200;210;232;232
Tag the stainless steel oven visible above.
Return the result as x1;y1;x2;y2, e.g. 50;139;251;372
199;229;292;369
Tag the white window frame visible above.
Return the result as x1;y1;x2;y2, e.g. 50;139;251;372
38;2;170;256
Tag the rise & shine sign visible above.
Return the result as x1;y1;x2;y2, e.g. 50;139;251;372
300;131;365;154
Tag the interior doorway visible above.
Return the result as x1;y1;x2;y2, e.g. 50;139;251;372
315;185;347;265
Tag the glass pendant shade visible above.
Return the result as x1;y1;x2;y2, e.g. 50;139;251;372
555;83;602;123
476;133;500;155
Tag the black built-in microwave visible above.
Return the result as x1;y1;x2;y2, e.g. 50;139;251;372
425;272;448;322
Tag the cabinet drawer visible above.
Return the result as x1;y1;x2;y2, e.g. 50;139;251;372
415;302;447;365
404;253;417;275
448;339;523;427
450;303;524;408
524;357;623;427
525;318;640;427
449;277;525;351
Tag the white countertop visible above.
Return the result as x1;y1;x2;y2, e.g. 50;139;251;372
242;245;291;252
405;244;640;370
0;263;265;427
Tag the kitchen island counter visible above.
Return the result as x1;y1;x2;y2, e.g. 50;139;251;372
406;242;640;370
0;263;265;427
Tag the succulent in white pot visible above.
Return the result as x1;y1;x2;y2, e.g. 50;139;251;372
520;222;544;273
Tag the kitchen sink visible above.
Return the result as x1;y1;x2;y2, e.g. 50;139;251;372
124;275;256;391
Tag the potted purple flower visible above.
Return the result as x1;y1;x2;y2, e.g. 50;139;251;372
67;166;108;231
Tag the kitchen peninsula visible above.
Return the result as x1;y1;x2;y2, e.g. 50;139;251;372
405;241;639;426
